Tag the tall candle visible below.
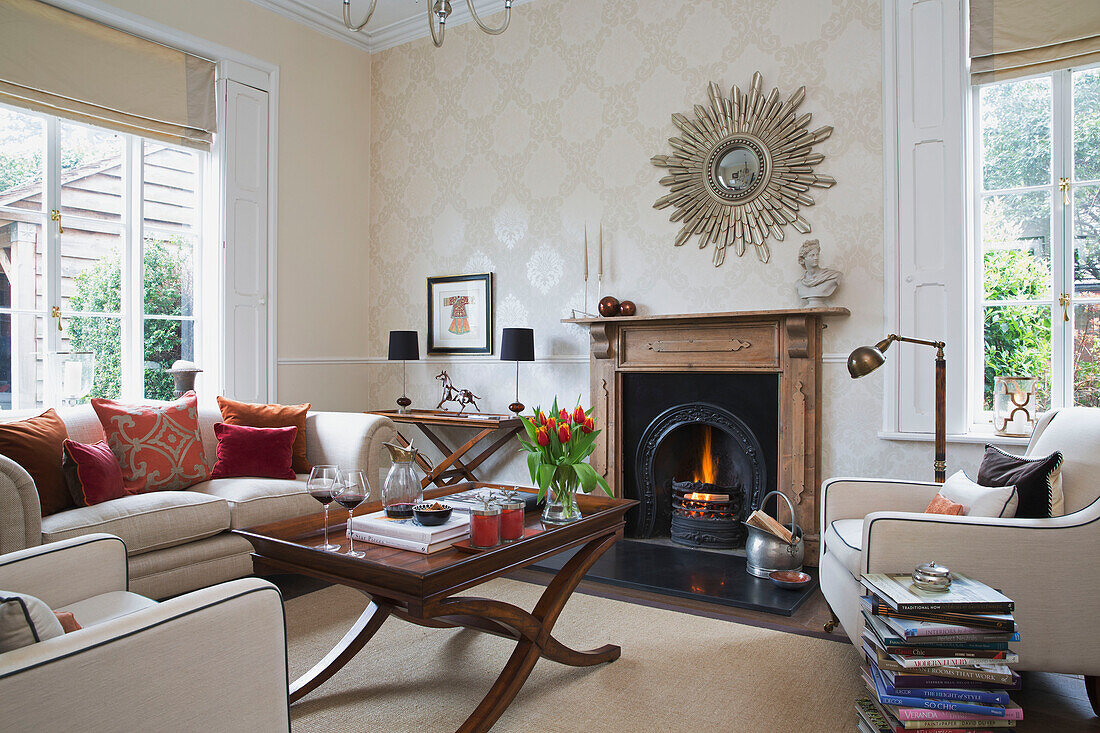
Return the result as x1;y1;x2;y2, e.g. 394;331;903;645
583;225;589;281
598;222;604;277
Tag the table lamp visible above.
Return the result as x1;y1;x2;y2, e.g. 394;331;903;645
500;328;534;416
847;334;947;483
388;330;419;413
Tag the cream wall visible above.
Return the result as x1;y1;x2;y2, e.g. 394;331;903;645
367;0;986;484
95;0;374;410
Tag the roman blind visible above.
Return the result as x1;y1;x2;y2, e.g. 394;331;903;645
970;0;1100;85
0;0;216;149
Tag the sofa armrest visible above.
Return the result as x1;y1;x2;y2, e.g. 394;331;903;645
305;411;396;489
0;533;127;607
0;454;41;555
821;477;941;527
0;577;290;733
859;503;1100;674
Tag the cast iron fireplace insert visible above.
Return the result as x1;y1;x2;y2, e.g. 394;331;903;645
621;372;778;542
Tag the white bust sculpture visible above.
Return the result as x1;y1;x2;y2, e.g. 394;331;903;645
796;239;842;307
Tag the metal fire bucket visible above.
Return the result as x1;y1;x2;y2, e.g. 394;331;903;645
743;490;804;579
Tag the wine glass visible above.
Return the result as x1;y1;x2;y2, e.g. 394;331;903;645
335;469;371;558
308;465;340;551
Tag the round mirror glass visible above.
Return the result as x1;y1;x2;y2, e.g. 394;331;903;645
713;145;761;194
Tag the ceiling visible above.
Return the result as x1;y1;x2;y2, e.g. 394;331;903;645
245;0;533;53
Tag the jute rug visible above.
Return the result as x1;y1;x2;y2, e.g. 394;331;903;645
286;578;862;732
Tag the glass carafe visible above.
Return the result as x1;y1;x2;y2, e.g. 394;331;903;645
381;442;433;519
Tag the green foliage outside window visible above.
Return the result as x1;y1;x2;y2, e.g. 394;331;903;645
68;238;191;401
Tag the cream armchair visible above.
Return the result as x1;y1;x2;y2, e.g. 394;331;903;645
819;407;1100;713
0;534;290;732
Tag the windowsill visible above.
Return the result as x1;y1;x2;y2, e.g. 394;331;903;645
877;429;1030;447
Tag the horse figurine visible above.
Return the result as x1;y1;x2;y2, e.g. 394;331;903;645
435;370;481;414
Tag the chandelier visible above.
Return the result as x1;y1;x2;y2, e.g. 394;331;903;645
343;0;514;48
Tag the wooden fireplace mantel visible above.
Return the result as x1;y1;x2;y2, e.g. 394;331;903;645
563;307;849;563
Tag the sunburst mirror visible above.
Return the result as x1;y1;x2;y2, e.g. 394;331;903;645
651;73;835;266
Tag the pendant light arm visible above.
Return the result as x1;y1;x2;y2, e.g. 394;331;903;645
428;0;447;47
342;0;379;32
465;0;512;35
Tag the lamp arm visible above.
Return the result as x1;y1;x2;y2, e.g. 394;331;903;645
887;334;946;350
465;0;511;35
342;0;378;31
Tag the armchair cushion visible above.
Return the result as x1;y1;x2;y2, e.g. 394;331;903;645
40;492;230;556
0;591;62;652
824;518;863;576
55;591;156;627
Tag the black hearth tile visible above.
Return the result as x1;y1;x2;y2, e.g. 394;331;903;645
529;538;816;616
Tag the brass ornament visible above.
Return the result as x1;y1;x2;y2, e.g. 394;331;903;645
651;73;835;266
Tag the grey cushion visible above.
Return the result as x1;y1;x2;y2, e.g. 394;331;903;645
190;476;317;529
0;590;63;653
41;492;231;555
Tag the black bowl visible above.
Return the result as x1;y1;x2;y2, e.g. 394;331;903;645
413;503;453;526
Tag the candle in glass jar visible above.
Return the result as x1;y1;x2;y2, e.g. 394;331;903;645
498;498;525;542
469;505;501;548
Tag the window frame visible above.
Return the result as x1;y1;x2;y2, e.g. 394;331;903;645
0;101;213;406
967;62;1100;430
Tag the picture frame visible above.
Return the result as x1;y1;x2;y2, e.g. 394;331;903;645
427;273;493;355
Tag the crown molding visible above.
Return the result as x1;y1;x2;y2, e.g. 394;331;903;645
244;0;538;54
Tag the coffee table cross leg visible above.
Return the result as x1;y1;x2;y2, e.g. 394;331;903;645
435;530;623;733
289;593;394;704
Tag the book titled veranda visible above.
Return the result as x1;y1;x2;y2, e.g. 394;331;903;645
861;573;1014;614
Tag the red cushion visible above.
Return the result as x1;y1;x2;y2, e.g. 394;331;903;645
62;440;127;506
925;492;965;516
210;422;298;480
91;391;209;493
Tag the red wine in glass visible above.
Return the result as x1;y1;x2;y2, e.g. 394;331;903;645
334;493;367;509
338;469;370;558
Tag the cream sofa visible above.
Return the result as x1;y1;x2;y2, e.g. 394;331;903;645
0;533;290;732
0;402;395;599
819;407;1100;710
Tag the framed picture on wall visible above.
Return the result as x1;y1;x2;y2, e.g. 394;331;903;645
427;273;493;355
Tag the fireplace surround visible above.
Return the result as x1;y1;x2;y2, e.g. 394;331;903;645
564;307;848;562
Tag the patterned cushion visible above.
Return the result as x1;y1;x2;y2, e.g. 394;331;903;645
91;391;209;493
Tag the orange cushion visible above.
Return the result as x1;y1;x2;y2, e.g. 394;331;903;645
216;396;311;474
0;409;71;516
53;611;81;633
91;391;209;493
925;493;965;516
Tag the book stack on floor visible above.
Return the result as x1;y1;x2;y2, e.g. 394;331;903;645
855;572;1021;733
349;510;469;554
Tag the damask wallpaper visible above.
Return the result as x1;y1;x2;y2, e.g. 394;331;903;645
367;0;984;484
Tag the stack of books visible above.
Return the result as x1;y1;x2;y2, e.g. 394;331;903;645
855;572;1021;732
349;510;469;553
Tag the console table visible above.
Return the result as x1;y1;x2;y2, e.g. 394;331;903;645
367;409;524;489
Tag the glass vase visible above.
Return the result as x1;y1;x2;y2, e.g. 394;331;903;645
541;476;582;525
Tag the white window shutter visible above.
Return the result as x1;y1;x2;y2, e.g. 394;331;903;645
221;79;270;403
889;0;967;434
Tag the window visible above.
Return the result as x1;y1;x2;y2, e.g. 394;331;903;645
0;102;210;409
971;65;1100;425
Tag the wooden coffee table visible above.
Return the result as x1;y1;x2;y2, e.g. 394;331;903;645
236;487;636;733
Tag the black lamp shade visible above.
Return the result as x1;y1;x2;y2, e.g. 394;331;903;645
500;328;534;362
388;330;420;361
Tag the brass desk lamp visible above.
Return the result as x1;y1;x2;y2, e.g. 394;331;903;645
848;334;947;483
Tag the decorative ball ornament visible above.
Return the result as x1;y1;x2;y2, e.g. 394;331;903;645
619;300;637;316
652;73;835;266
598;296;620;317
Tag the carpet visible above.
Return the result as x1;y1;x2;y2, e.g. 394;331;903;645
286;578;863;732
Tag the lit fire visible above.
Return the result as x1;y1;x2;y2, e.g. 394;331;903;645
687;492;729;503
692;426;718;484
